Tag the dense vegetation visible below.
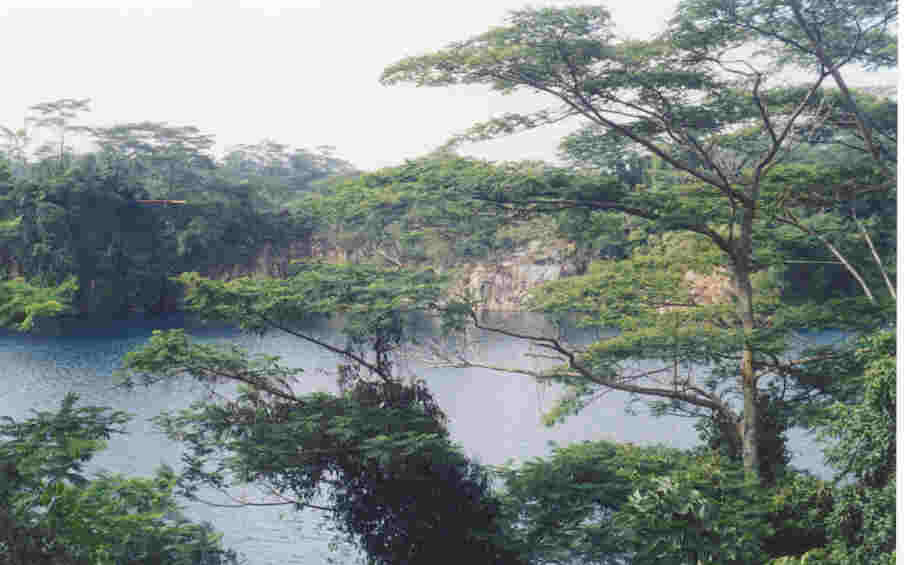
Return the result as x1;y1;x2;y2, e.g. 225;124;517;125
0;394;240;565
0;108;354;326
1;0;896;563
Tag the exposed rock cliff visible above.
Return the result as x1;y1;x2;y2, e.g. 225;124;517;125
447;239;578;311
0;248;22;278
683;269;736;306
656;269;736;315
204;236;579;311
201;239;313;280
3;235;735;315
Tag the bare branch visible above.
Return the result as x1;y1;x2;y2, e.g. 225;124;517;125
260;314;390;380
773;214;877;303
852;206;896;299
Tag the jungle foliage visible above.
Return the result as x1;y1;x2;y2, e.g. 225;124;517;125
0;107;354;325
0;394;240;565
119;267;524;565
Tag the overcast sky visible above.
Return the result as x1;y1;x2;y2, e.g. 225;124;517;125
1;0;897;172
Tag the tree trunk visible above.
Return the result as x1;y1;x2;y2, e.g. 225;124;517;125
736;285;759;479
735;210;760;481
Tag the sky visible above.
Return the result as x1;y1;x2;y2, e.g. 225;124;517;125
1;0;898;172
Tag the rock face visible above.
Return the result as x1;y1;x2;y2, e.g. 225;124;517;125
0;248;22;278
0;234;574;313
447;239;578;311
205;236;579;311
658;268;736;314
201;239;313;280
2;236;736;315
683;269;736;306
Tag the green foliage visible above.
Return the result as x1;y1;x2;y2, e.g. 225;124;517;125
304;155;634;270
0;101;353;325
498;434;885;565
762;472;833;561
25;98;93;172
669;0;897;73
524;231;788;433
695;389;793;486
381;0;897;488
491;327;897;565
113;256;532;563
0;275;77;331
118;327;303;395
39;471;240;565
121;328;524;565
497;440;683;564
307;156;518;266
89;121;216;197
820;330;895;485
499;439;824;565
813;329;896;565
5;156;172;316
619;453;771;565
0;394;239;565
172;262;455;378
7;2;885;562
220;140;355;211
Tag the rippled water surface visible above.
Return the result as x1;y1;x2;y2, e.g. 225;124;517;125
0;313;834;564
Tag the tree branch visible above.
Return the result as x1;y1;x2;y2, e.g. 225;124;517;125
773;214;876;303
259;314;390;380
851;206;895;299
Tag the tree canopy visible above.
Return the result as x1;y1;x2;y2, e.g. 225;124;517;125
381;0;896;482
0;102;354;325
0;393;240;565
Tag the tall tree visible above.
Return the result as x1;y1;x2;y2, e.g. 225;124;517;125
670;0;896;172
667;0;898;302
380;3;895;480
0;121;34;178
89;122;216;196
221;140;356;210
25;98;92;172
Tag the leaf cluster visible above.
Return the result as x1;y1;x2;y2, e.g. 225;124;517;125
0;394;239;565
122;327;524;565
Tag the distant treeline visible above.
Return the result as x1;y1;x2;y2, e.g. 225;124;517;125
0;100;356;320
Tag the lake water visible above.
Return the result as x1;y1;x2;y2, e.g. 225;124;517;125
0;313;837;564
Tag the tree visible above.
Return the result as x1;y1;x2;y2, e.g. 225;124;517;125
305;156;536;268
670;0;896;172
25;98;92;173
380;2;895;481
89;122;216;197
1;102;333;321
666;0;898;303
0;275;78;331
493;329;894;564
220;141;355;210
618;454;770;565
3;153;179;317
497;437;834;564
497;440;681;564
0;121;34;178
118;264;524;565
814;329;895;564
0;393;240;565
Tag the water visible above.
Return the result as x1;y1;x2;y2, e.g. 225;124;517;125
0;313;834;564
